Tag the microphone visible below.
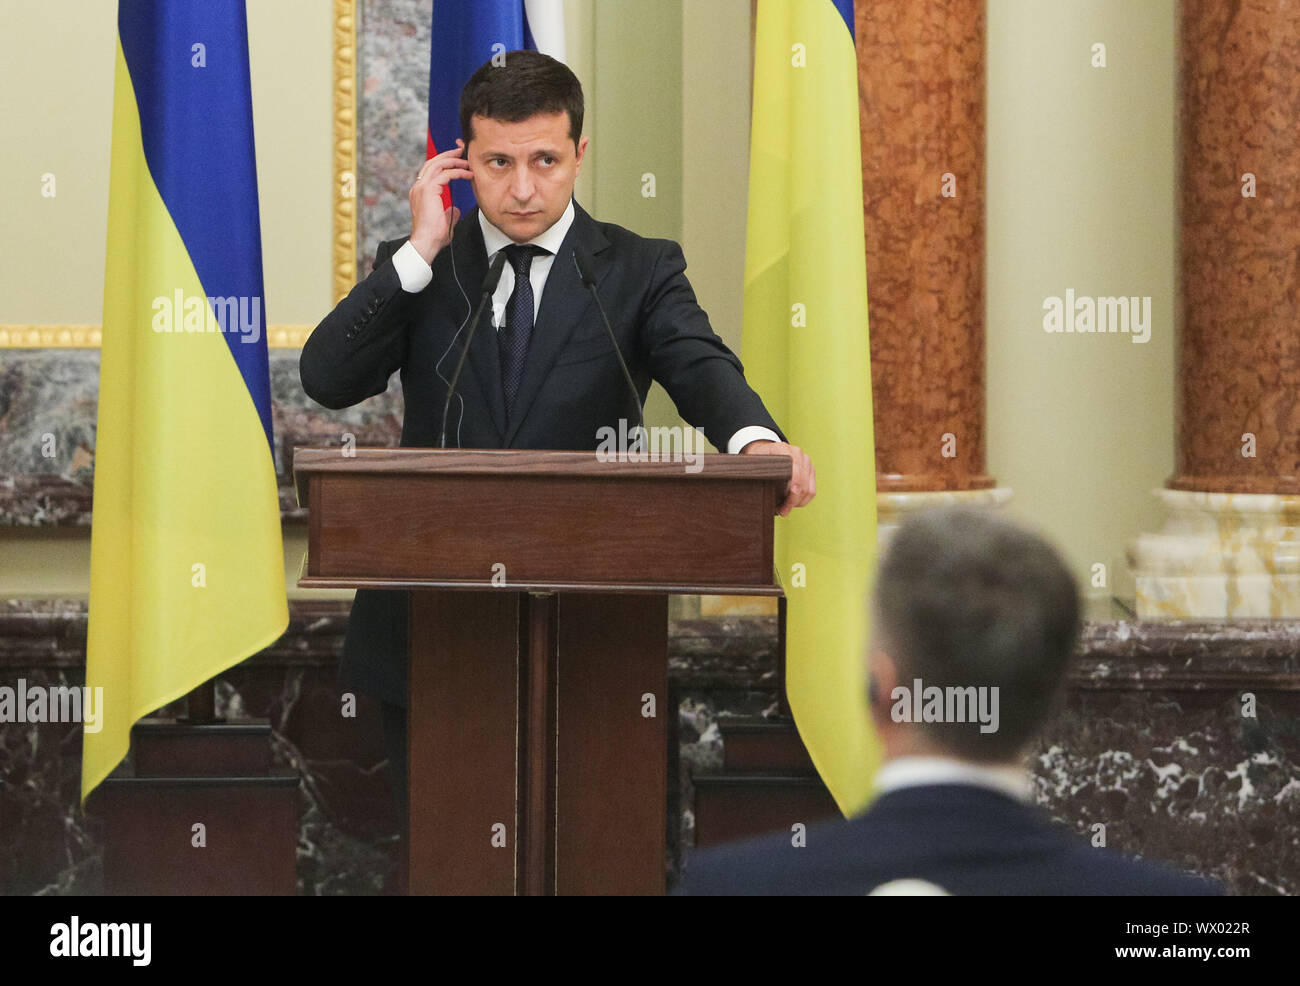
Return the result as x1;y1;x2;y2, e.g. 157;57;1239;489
572;245;646;454
440;251;507;448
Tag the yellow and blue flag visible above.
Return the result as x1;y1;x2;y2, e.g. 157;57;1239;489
742;0;879;815
82;0;287;800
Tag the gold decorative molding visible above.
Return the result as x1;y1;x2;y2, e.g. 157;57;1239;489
3;0;356;349
333;0;358;307
0;325;101;348
268;324;317;349
0;324;315;349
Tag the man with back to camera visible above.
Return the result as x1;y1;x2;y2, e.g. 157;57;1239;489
676;507;1223;895
299;50;816;816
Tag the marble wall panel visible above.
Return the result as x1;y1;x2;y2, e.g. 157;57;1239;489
3;602;1297;895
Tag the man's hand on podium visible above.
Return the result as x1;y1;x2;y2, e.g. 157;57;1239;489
741;440;816;516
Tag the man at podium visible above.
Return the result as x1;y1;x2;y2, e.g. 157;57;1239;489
299;50;815;814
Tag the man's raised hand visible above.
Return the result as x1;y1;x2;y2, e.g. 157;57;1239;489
409;138;473;263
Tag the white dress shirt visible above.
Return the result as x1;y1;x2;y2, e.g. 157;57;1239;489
873;755;1034;804
389;200;781;454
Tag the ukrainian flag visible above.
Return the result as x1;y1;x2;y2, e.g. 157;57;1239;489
82;1;287;800
742;0;879;815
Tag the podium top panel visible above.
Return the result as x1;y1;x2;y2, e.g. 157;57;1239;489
293;447;790;594
292;447;791;508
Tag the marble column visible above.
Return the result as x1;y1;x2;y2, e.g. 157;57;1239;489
855;0;1010;541
1131;0;1300;618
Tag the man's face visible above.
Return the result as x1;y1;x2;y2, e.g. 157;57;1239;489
466;111;588;243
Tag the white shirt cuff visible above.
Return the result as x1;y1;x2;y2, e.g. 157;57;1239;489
392;240;434;293
727;426;781;454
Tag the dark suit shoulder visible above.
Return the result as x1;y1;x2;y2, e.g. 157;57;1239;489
599;224;681;270
573;205;676;262
299;235;411;410
373;237;406;269
676;785;1223;896
1047;839;1223;896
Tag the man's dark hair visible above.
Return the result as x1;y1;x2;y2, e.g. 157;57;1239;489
873;507;1081;761
459;50;584;149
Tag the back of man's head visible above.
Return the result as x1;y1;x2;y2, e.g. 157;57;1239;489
872;507;1081;762
459;49;584;147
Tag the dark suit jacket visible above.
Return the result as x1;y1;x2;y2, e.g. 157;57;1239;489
299;200;784;706
675;784;1224;896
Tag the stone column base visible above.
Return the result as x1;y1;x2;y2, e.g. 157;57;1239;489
1129;489;1300;618
877;487;1014;553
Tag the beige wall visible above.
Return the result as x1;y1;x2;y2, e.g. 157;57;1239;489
577;0;751;442
590;0;686;434
2;0;1179;609
1;1;115;324
986;0;1176;602
247;0;334;323
0;0;334;327
681;0;752;406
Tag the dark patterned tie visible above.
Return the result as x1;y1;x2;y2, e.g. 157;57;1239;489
499;243;544;418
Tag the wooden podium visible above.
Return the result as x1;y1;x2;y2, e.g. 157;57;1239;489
293;447;788;895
